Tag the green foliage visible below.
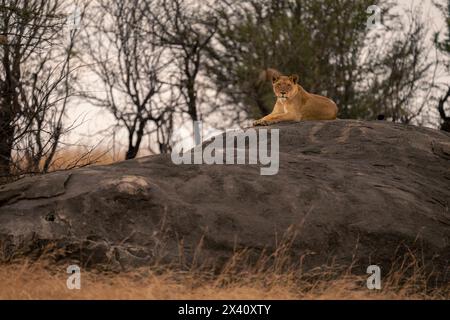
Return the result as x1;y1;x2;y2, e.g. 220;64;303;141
206;0;432;123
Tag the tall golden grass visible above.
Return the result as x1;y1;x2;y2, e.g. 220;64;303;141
0;148;117;185
0;247;448;300
45;147;117;171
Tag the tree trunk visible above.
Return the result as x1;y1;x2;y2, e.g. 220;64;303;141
438;86;450;133
125;119;147;160
0;115;14;177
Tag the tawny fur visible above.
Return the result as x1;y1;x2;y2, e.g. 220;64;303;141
253;71;338;126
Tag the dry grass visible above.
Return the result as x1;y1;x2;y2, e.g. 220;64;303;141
46;147;117;170
10;147;117;177
0;259;448;300
0;148;118;185
1;225;448;299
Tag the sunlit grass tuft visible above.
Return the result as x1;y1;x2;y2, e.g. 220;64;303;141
0;258;447;300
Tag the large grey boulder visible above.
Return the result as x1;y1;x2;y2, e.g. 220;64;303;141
0;120;449;277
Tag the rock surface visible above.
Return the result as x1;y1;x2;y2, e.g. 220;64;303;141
0;120;449;277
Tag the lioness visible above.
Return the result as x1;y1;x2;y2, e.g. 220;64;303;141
253;73;338;126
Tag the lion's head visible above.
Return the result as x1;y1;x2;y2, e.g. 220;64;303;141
272;74;299;101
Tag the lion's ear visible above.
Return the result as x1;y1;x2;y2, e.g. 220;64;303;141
272;75;280;83
290;74;299;84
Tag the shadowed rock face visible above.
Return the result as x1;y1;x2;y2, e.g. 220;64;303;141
0;120;449;276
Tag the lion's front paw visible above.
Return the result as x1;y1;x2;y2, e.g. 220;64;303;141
253;119;269;126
